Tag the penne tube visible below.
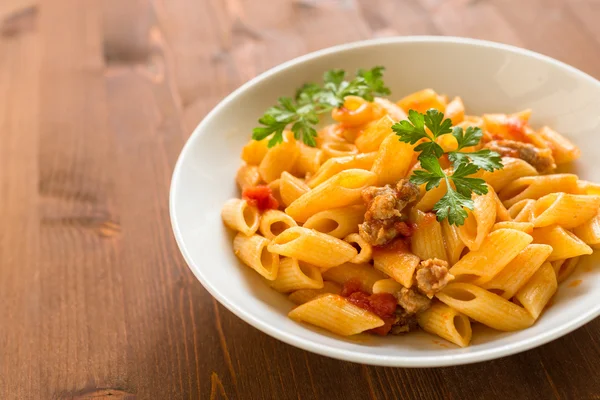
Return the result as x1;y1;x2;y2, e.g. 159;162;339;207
508;199;536;222
490;186;511;222
479;157;538;193
323;263;387;294
221;198;260;236
514;262;557;320
577;180;600;196
302;205;365;239
436;283;535;331
233;233;279;280
449;229;533;284
294;143;324;177
551;257;580;283
288;294;384;336
268;227;357;269
270;258;324;293
371;133;414;185
286;169;377;223
573;212;600;246
417;302;472;347
411;210;448;262
355;114;395;153
279;171;310;207
499;174;580;208
415;175;449;212
343;233;373;264
258;133;300;183
322;142;359;159
236;164;262;190
307;152;377;188
374;97;407;121
441;219;466;266
372;278;404;295
288;281;342;305
331;96;375;127
267;179;284;208
532;225;593;261
373;241;420;288
491;221;534;234
459;187;496;251
241;138;269;165
483;244;553;299
531;193;600;228
538;126;581;164
397;88;446;114
258;209;297;239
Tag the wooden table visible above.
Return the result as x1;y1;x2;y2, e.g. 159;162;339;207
2;0;600;399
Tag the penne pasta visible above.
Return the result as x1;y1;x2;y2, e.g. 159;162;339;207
441;219;466;266
233;233;279;280
371;133;414;185
294;143;324;177
537;126;581;164
307;152;377;188
355;115;395;153
459;188;496;251
531;193;600;228
515;262;557;320
258;209;297;239
288;294;384;336
417;302;472;347
398;88;446;114
532;225;592;261
491;221;534;234
323;263;387;294
372;278;404;295
551;257;580;283
373;241;420;288
479;157;538;193
303;205;366;239
221;198;260;236
270;258;324;293
499;174;580;208
449;229;533;284
258;133;300;183
241;137;269;165
508;199;536;222
436;283;535;331
483;244;553;299
322;141;359;159
288;281;342;305
236;164;262;190
444;96;465;125
286;169;376;223
279;171;310;207
343;233;373;264
411;210;448;262
573;212;600;246
268;227;358;269
374;97;407;121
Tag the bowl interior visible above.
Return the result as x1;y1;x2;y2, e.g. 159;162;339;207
170;38;600;366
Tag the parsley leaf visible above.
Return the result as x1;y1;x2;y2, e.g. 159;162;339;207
253;67;391;147
434;183;473;226
449;149;503;172
397;108;505;226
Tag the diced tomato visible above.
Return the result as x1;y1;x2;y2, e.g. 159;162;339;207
341;280;398;336
395;221;416;237
242;185;279;211
507;116;527;141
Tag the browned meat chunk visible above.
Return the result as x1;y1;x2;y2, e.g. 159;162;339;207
484;140;556;174
390;309;419;335
358;179;420;246
397;287;431;315
416;258;455;298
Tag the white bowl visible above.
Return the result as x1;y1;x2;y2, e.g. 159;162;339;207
170;36;600;367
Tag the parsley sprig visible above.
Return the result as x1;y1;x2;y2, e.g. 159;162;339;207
393;109;503;225
252;67;391;148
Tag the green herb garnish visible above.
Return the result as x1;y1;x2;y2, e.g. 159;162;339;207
393;109;503;226
252;67;391;148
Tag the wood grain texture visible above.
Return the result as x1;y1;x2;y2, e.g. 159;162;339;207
1;0;599;399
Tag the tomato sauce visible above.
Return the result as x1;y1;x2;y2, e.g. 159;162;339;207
242;185;279;211
341;279;398;335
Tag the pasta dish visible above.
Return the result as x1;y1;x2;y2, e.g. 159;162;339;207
220;67;599;347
